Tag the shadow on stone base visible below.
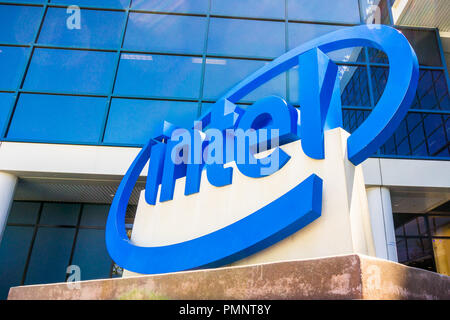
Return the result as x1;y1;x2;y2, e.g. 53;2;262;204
8;254;450;300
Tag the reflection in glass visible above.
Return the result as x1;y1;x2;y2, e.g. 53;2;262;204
25;227;76;285
339;65;371;106
411;70;450;111
360;0;391;25
208;18;285;58
71;229;112;280
0;46;30;90
211;0;285;19
103;99;199;145
288;23;346;51
342;109;371;133
0;4;42;44
204;58;286;102
288;0;360;24
8;94;108;143
39;8;126;49
132;0;208;14
0;226;34;299
368;47;388;64
124;13;206;54
114;54;202;99
23;48;116;94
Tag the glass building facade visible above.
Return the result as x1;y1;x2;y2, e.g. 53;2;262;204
0;0;449;299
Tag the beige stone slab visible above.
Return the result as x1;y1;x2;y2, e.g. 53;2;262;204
7;254;450;300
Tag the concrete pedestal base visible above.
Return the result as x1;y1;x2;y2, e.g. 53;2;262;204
8;254;450;300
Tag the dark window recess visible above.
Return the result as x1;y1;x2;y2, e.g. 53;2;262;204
393;201;450;276
0;201;138;300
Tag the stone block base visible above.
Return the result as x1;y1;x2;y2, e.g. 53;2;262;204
8;254;450;300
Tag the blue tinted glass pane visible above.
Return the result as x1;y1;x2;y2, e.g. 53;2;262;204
124;13;206;54
0;92;14;134
211;0;285;19
203;58;286;102
339;66;371;106
288;0;360;24
342;109;371;133
289;65;370;106
104;99;198;145
208;18;285;58
80;204;109;227
424;114;449;156
288;23;346;51
368;48;388;64
0;5;42;44
71;229;111;280
433;71;450;110
413;70;450;111
132;0;208;14
327;47;365;63
39;8;126;49
25;227;75;285
8;94;107;143
50;0;130;8
370;66;389;105
0;226;34;299
412;69;439;110
23;48;116;94
0;46;30;90
40;203;80;226
114;54;202;99
7;201;40;224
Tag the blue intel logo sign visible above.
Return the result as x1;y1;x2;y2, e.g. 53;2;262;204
106;25;419;274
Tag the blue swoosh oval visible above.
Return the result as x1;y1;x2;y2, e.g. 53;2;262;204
106;25;418;274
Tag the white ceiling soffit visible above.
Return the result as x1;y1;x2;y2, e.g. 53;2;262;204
14;178;144;205
392;0;450;32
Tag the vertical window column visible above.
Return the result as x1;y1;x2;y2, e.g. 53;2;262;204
0;172;17;243
366;186;398;261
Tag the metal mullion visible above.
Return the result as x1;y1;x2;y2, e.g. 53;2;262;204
98;1;132;145
0;43;31;48
417;111;432;156
210;14;284;23
287;19;357;28
111;94;199;103
284;0;289;102
418;65;446;71
2;0;49;139
435;28;450;93
0;2;43;8
366;64;376;108
408;108;450;115
129;9;206;18
32;43;118;53
47;4;126;13
204;53;275;62
120;49;203;57
17;89;108;98
197;0;211;117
